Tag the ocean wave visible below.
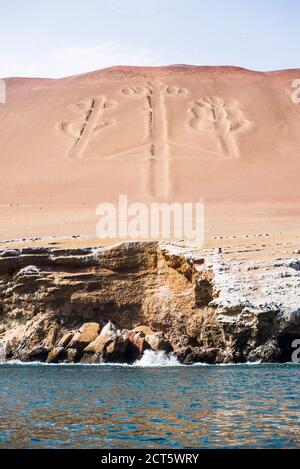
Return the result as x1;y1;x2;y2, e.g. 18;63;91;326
0;351;182;368
0;351;298;368
132;350;181;367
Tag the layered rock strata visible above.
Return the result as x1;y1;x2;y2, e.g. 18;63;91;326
0;241;299;364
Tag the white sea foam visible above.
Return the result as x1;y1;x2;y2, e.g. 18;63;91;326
132;350;181;367
0;351;181;367
1;355;298;368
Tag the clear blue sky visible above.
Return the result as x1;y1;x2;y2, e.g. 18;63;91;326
0;0;299;77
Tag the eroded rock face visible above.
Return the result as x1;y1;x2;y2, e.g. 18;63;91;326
46;346;65;364
0;241;299;364
145;333;173;353
82;321;127;363
68;322;100;351
247;341;281;363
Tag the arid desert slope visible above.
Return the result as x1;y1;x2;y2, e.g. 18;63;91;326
0;65;299;240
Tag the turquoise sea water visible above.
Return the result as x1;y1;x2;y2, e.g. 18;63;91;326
0;359;299;449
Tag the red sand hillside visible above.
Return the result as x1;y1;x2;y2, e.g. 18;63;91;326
0;65;300;239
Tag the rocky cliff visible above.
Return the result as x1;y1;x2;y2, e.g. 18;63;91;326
0;241;299;364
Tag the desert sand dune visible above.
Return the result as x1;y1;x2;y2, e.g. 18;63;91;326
0;65;299;240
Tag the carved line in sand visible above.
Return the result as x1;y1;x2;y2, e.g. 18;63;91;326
121;83;188;197
57;90;251;197
189;96;250;159
59;97;116;159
